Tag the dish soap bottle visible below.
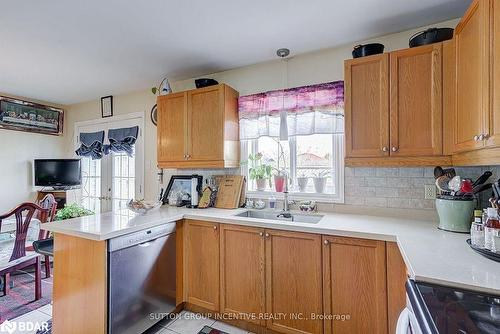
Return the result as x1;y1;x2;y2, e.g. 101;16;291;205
484;207;500;251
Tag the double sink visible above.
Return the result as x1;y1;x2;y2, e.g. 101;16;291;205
235;210;323;224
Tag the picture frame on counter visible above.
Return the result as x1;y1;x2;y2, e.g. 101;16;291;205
0;96;64;136
162;175;203;206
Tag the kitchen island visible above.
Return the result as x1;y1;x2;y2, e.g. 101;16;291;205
43;206;500;334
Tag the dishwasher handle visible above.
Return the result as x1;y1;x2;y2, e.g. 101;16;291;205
138;241;152;247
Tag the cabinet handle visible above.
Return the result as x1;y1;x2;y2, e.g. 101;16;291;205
473;135;479;141
186;154;191;159
324;240;329;245
483;134;490;140
259;232;264;237
391;147;398;152
265;233;270;238
213;226;217;230
478;134;485;141
382;147;388;152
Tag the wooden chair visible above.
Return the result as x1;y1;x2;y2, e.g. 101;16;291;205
0;202;48;301
29;194;57;278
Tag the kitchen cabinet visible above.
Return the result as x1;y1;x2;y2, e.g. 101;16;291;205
390;44;442;156
487;0;500;148
220;224;265;326
265;229;323;334
322;236;387;334
345;45;451;166
184;220;220;311
345;53;389;158
157;84;239;169
453;0;491;153
386;242;408;334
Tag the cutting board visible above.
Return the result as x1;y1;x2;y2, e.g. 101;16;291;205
215;175;246;209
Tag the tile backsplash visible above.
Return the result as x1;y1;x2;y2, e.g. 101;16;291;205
345;166;500;210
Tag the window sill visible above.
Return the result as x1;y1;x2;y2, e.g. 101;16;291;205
245;190;344;204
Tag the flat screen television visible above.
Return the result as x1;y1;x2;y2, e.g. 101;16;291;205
34;159;82;189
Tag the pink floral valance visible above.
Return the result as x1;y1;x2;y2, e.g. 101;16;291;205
238;81;344;119
238;81;344;140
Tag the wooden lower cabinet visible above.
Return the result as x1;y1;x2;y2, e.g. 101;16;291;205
185;220;220;311
322;236;388;334
266;230;323;334
386;242;408;334
220;224;265;326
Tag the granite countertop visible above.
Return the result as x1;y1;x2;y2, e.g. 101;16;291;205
43;206;500;296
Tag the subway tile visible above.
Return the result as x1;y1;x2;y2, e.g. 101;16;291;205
345;176;367;187
365;197;387;208
344;167;355;177
409;199;435;210
375;187;399;198
386;177;412;188
345;186;376;197
387;198;411;209
424;168;436;178
376;168;399;177
354;168;376;177
399;168;424;177
365;177;387;187
344;196;365;206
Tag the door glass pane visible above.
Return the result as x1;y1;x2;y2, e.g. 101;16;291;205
81;157;102;213
111;150;136;211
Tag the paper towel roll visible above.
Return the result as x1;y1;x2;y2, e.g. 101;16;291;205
191;177;199;207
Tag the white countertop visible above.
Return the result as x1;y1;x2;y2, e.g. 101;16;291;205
43;206;500;296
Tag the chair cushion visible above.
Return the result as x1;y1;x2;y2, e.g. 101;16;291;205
0;239;39;272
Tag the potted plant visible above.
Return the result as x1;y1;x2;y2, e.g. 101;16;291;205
312;170;330;193
55;203;94;221
297;173;309;192
242;153;272;191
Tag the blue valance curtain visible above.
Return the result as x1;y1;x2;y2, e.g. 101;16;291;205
103;126;139;157
75;131;105;160
75;126;139;159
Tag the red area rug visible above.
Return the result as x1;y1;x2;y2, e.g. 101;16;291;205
0;268;52;321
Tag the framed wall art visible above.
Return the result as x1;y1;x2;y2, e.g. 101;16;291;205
0;96;64;135
101;95;113;118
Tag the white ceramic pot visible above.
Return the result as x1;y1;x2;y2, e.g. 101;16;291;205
297;177;309;192
255;178;267;191
313;177;327;193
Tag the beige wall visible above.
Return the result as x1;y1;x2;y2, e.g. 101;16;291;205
63;18;460;202
0;93;66;212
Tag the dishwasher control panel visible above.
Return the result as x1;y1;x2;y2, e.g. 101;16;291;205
108;222;176;252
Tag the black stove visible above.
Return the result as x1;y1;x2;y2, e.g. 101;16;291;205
409;280;500;334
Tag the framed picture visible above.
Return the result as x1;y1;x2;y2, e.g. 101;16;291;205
101;95;113;118
162;175;203;206
0;96;64;136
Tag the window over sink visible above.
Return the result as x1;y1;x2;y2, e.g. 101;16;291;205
238;82;345;203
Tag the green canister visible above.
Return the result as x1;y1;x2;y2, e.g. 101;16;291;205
435;197;475;233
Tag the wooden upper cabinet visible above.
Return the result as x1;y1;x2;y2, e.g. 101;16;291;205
184;220;220;312
487;0;500;147
265;230;323;334
323;236;387;334
220;225;265;326
390;44;443;156
157;92;187;163
345;54;390;158
157;84;240;168
454;0;491;152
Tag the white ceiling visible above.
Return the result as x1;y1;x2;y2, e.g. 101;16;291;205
1;0;468;105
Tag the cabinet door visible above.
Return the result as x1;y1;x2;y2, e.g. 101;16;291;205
185;220;220;311
487;0;500;147
386;242;408;334
323;236;387;334
345;54;390;157
390;44;443;156
187;86;224;162
454;0;490;152
220;225;265;326
265;230;323;334
157;92;187;163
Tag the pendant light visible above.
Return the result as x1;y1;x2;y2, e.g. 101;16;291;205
277;48;290;141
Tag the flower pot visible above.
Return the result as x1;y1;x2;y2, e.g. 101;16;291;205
274;175;286;192
255;178;267;191
297;177;309;192
313;177;327;193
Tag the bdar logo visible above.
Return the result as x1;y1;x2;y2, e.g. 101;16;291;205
0;320;16;334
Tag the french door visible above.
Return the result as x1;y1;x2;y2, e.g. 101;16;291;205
75;115;144;213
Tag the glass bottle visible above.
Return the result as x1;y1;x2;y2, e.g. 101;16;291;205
484;208;500;251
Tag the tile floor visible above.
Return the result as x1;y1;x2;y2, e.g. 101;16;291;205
8;309;252;334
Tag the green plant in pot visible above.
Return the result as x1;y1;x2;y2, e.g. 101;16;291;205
312;170;330;193
55;203;94;221
297;172;309;192
242;153;272;191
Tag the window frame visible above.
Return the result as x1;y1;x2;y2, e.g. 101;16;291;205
241;134;344;204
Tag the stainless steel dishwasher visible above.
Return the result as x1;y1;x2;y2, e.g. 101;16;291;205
108;223;176;334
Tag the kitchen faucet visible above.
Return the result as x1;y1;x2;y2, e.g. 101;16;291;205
277;174;293;219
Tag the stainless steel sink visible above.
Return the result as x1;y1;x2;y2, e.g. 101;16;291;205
235;210;323;224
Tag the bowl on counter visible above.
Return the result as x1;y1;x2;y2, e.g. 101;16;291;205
127;200;162;215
